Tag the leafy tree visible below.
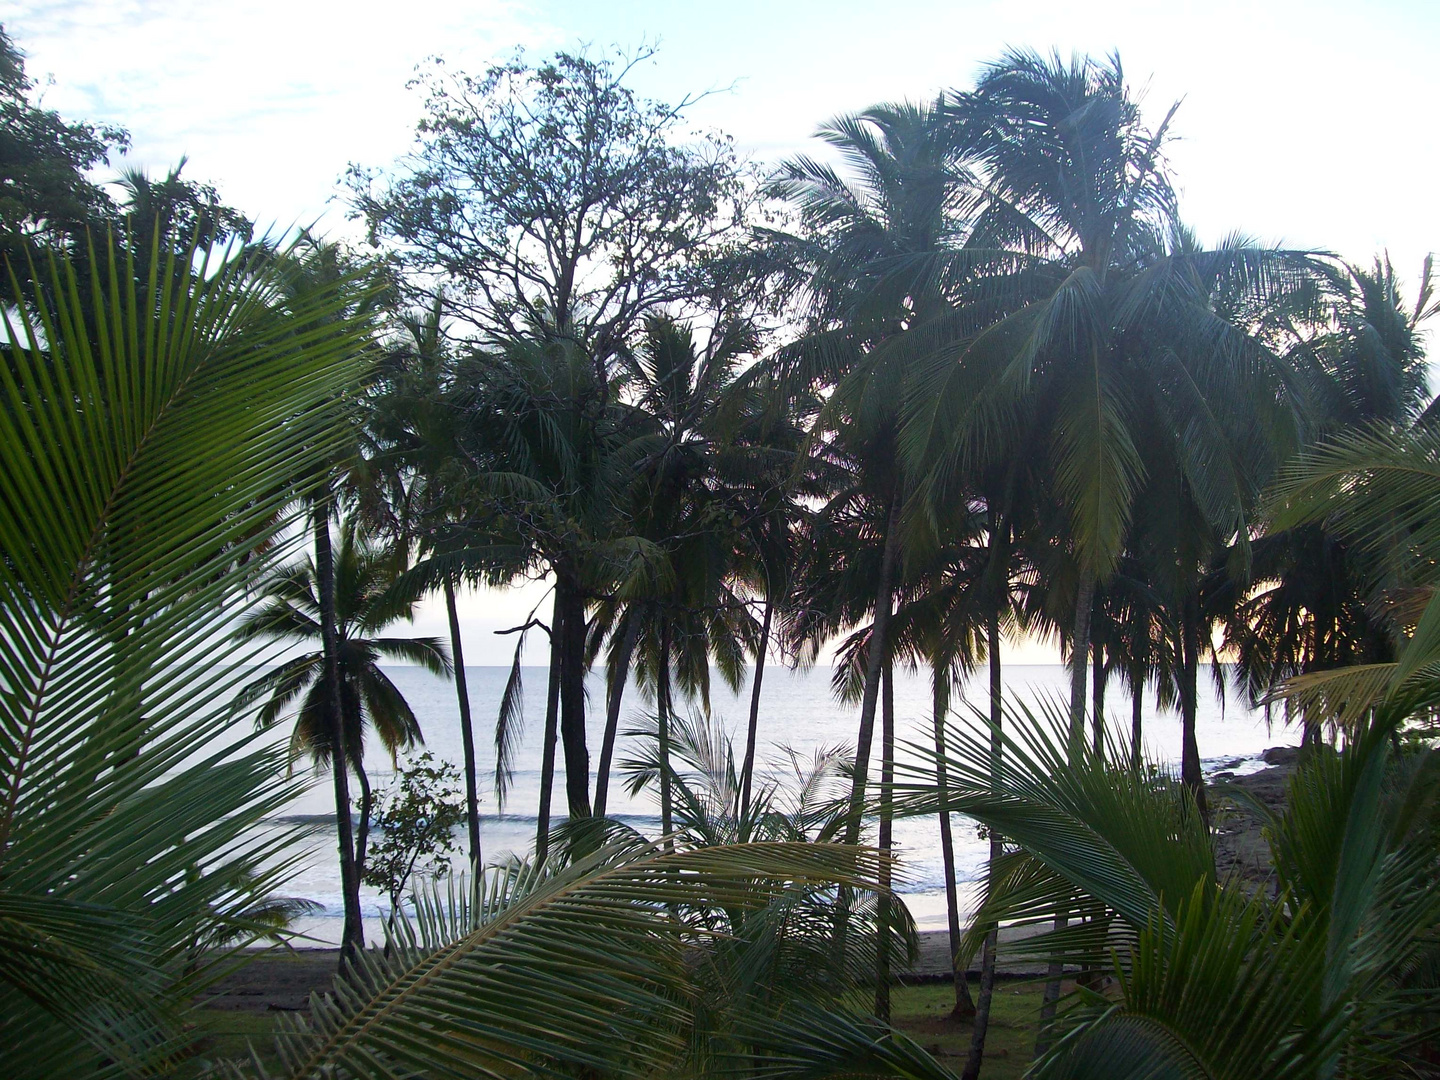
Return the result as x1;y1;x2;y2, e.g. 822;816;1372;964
349;46;753;366
0;25;125;265
360;752;466;933
353;46;770;849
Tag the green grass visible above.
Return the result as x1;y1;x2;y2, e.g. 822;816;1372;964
181;1011;283;1077
180;980;1046;1079
889;980;1047;1080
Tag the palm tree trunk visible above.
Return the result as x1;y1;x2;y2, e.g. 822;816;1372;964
354;762;373;884
535;591;564;866
963;601;1003;1079
1036;911;1069;1058
1042;574;1092;1049
444;578;482;876
313;502;363;961
843;495;902;845
739;595;773;826
1180;591;1208;819
593;614;639;819
1091;639;1106;756
1130;669;1144;771
875;661;894;1022
557;578;593;820
1068;576;1095;753
932;665;976;1021
657;619;674;843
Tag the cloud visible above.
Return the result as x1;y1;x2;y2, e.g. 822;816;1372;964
8;0;555;235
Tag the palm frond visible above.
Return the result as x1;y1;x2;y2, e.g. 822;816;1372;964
263;841;891;1080
0;231;372;1076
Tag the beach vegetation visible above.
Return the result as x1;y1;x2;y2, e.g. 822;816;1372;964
2;25;1438;1080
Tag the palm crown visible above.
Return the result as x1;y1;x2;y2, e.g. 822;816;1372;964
235;519;451;773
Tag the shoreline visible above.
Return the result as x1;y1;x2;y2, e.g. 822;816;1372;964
201;758;1296;1014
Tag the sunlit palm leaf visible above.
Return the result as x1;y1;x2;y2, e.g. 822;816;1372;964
0;232;372;1076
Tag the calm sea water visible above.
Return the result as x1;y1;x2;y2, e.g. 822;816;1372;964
273;664;1294;943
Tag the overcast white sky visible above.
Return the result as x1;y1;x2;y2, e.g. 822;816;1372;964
9;0;1439;664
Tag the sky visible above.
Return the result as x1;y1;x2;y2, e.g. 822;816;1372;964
9;0;1440;664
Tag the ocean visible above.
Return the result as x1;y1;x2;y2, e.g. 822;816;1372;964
273;663;1292;943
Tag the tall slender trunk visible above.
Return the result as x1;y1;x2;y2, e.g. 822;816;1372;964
535;591;563;866
739;596;773;827
444;578;481;876
354;763;372;885
657;620;674;843
314;503;362;961
1068;576;1095;753
557;578;592;820
875;662;895;1021
933;667;976;1020
843;494;903;845
1035;910;1069;1058
1091;639;1106;756
1130;670;1144;771
593;615;639;819
1043;573;1092;1053
964;600;1003;1080
1180;591;1207;819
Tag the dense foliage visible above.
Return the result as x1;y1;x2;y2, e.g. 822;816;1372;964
2;26;1437;1080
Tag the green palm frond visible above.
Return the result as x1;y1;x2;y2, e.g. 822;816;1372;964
259;841;891;1080
0;231;372;1076
893;697;1213;934
1036;886;1340;1080
743;1004;959;1080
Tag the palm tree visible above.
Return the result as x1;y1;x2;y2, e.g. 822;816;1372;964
768;99;970;846
365;292;502;878
268;234;393;960
262;839;902;1080
722;368;811;825
445;335;645;845
613;312;760;835
892;697;1440;1080
236;519;452;915
1222;257;1435;731
1264;419;1440;727
910;52;1313;789
0;231;371;1076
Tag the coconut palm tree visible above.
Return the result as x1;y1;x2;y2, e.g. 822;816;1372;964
721;367;812;825
235;519;452;907
767;98;974;846
606;316;758;837
444;334;647;846
890;696;1440;1080
907;52;1315;790
0;230;372;1077
1222;257;1436;731
364;292;519;880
